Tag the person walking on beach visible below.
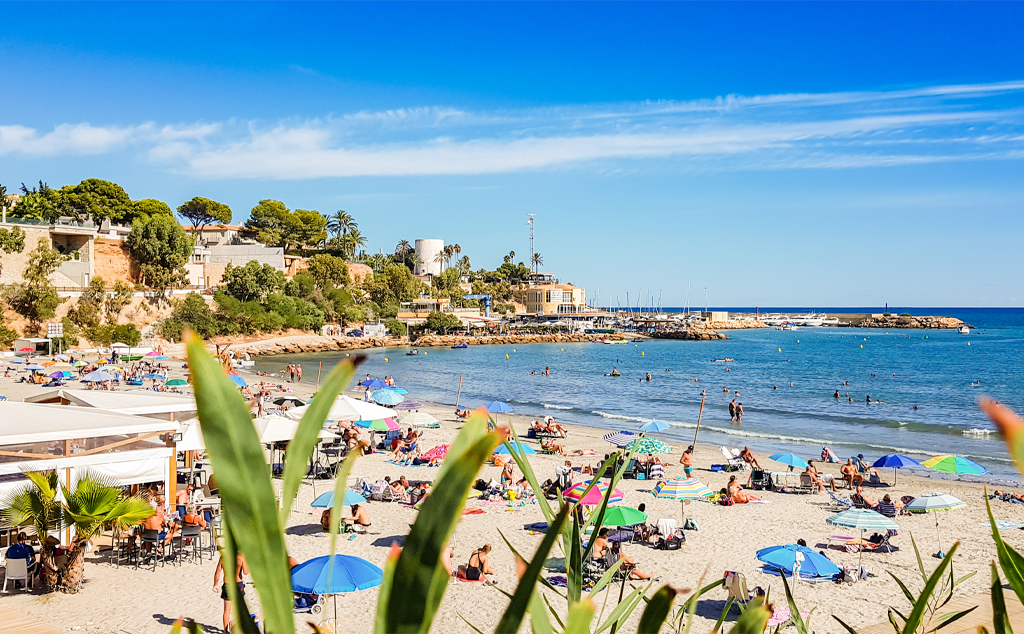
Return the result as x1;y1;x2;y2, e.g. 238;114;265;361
213;553;248;632
296;364;303;383
735;403;744;422
728;399;737;421
680;446;694;477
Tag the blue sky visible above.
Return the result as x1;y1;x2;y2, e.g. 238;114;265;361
1;2;1022;307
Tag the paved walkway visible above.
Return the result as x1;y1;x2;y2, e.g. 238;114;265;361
858;589;1024;634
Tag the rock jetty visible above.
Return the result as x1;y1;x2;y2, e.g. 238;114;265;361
233;332;609;356
856;315;967;329
414;333;603;347
650;327;728;341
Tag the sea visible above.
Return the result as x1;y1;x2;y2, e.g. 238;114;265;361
252;307;1024;482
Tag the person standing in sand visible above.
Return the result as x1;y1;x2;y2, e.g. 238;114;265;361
296;364;303;383
680;446;694;477
213;553;249;632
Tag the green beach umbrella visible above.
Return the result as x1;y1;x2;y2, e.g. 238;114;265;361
826;508;899;567
921;455;988;475
905;493;967;559
166;378;189;387
599;506;649;527
624;437;673;455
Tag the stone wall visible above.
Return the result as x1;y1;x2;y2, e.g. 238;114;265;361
0;226;51;285
856;315;966;329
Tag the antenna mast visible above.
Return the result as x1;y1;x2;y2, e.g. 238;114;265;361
528;214;537;274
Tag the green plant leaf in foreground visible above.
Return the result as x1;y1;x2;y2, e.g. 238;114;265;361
278;357;361;525
728;598;770;634
779;570;814;634
636;584;678;634
564;599;597;634
328;447;361;591
990;562;1013;634
494;505;570;634
186;333;294;634
375;409;500;634
901;541;961;634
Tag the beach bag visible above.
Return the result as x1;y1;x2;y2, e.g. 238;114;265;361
720;496;734;506
683;518;699;531
656;530;685;550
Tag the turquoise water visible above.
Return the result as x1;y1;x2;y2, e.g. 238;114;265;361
253;308;1024;481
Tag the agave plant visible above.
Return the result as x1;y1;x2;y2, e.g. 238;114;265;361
1;470;153;593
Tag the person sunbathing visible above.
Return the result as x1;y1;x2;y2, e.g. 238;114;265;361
739;447;761;470
455;407;471;419
993;491;1024;503
344;504;371;529
541;438;585;456
803;461;836;494
457;544;495;581
853;484;877;508
608;542;652;580
726;476;763;503
501;461;515;486
840;459;864;489
856;454;881;479
591;528;610;560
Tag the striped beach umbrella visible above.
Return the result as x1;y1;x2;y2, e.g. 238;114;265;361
906;493;966;559
372;390;405;406
922;455;988;475
401;412;438;426
826;508;899;566
354;418;400;432
624;437;673;455
421;444;450;461
603;431;638;448
564;480;624;506
653;477;712;521
393;401;423;411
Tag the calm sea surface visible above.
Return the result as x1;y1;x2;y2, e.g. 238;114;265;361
253;308;1024;481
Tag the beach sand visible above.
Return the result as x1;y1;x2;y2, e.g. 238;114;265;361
1;363;1021;634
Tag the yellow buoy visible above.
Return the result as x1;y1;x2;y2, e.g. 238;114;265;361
384;358;388;362
797;340;800;343
561;348;564;351
424;352;427;355
778;348;782;352
968;342;971;346
641;351;645;356
506;354;509;359
860;345;864;349
513;349;517;352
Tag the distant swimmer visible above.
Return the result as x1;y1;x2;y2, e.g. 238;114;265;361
848;397;853;403
701;389;706;396
843;381;849;386
606;368;621;377
543;367;551;376
735;402;744;422
645;373;652;382
665;368;670;372
833;391;840;399
790;383;794;387
735;392;740;398
913;405;918;410
530;370;537;375
866;395;872;403
845;392;849;397
723;387;730;393
773;385;778;390
726;368;731;372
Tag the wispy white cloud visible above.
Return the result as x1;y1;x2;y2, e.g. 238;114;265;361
1;81;1022;178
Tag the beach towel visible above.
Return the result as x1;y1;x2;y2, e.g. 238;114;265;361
767;606;811;627
981;520;1024;530
463;508;485;515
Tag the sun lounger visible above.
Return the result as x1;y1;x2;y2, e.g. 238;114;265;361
827;491;853;510
719;447;746;471
826;535;855;547
797;473;818;494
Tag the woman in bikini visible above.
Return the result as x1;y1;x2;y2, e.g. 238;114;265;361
458;544;495;581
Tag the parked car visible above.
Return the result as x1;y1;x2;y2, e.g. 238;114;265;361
347;329;363;337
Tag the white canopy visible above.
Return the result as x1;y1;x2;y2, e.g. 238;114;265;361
24;389;197;419
253;415;337;444
0;402;179;446
286;395;396;422
176;418;205;451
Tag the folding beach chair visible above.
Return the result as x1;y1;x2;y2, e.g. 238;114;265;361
798;474;819;494
724;571;753;607
827;491;853;511
720;447;746;471
876;502;898;518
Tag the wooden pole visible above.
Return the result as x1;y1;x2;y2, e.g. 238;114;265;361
455;374;464;409
691;397;706;450
317;361;323;388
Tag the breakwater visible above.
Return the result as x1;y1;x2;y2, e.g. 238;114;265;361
234;332;617;356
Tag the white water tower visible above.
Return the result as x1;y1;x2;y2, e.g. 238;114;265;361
414;239;444;276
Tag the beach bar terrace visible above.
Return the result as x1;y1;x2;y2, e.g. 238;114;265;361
0;402;180;547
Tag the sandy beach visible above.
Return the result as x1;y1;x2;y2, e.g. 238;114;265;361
1;359;1021;634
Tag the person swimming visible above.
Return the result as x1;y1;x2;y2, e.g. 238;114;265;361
833;390;840;398
606;367;620;377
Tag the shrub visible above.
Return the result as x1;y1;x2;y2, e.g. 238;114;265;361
883;312;892;317
385;317;407;336
161;293;219;341
900;312;912;317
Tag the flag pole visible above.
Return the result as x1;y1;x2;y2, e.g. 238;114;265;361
317;361;323;388
691;398;706;450
455;374;464;408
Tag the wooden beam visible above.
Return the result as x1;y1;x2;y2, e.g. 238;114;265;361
74;431;167;457
0;450;59;459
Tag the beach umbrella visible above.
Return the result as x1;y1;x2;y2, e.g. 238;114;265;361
53;354;70;361
872;454;921;484
600;506;648;527
769;453;809;469
401;412;438;426
145;351;161;357
100;365;123;372
71;360;87;367
360;379;388;388
291;554;384;627
757;544;841;579
228;374;247;388
624;437;672;455
311;490;367;508
166;378;189;387
9;358;25;364
41;361;56;366
81;370;114;382
154;356;168;360
922;455;988;476
653;477;713;522
381;386;409;394
393;401;423;411
564;480;624;506
273;397;306;408
639;420;670;433
372;390;405;406
288;395;396;423
905;493;967;559
826;508;899;567
18;348;34;353
49;371;72;379
143;373;164;380
494;441;536;455
354;418;400;432
603;431;638;448
421;444;450;461
484;401;513;413
25;364;45;371
110;342;130;349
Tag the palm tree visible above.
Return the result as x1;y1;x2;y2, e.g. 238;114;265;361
340;228;367;259
531;252;543;273
394;240;412;259
451;244;462;261
1;471;153;593
458;255;472;275
326;210;357;239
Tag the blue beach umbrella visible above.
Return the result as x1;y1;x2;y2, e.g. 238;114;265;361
484;401;513;413
495;441;536;455
769;453;809;469
228;374;247;387
360;379;388;388
8;358;25;364
311;490;367;508
143;373;165;380
81;370;114;383
757;544;842;579
291;554;384;624
25;364;44;371
371;390;405;406
381;386;408;394
49;371;72;379
639;420;670;433
603;431;638;448
872;454;922;484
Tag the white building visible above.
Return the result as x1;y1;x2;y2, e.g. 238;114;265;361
413;239;444;277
